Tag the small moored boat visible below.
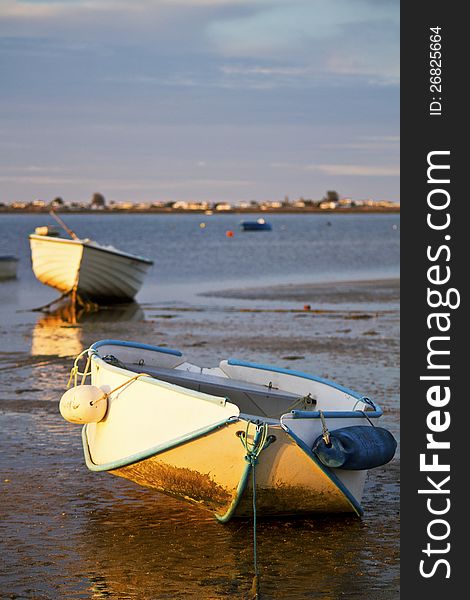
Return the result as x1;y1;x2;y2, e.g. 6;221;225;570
0;255;19;280
29;213;153;303
240;218;272;231
60;340;396;521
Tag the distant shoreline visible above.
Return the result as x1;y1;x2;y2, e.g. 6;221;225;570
0;206;400;215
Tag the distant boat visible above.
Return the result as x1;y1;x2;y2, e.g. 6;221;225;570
29;213;153;303
0;255;19;280
60;339;396;520
240;218;272;231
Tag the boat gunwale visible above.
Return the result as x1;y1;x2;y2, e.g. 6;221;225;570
91;339;182;357
88;339;383;419
288;409;382;419
226;358;371;403
29;234;154;265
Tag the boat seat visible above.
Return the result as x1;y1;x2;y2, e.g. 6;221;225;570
129;364;302;417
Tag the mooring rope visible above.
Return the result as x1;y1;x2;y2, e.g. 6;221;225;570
238;420;271;599
319;410;331;446
66;347;93;388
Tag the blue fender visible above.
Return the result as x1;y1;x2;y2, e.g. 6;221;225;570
313;426;397;470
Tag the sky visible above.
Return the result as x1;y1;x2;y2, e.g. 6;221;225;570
0;0;400;204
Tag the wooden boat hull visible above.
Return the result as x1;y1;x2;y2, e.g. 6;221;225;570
98;423;360;519
29;235;153;301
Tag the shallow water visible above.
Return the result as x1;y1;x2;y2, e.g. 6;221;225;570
0;212;399;304
0;213;399;598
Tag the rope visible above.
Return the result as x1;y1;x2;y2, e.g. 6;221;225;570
238;421;270;599
89;372;149;406
319;410;331;446
352;395;376;411
67;348;93;388
66;347;148;404
252;392;316;420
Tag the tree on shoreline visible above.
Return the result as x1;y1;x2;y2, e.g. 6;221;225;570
90;193;106;209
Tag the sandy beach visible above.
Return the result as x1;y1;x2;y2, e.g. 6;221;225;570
0;275;399;599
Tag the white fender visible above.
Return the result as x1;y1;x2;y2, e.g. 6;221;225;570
59;385;108;424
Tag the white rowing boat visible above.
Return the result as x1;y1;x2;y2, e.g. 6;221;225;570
29;233;153;302
60;340;396;520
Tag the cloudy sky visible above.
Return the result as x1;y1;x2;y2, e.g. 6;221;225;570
0;0;399;204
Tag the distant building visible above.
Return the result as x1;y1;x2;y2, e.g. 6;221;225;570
319;201;337;210
31;199;46;208
215;203;232;211
172;201;189;210
188;202;210;210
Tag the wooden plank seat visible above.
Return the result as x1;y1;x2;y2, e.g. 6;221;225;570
128;364;303;418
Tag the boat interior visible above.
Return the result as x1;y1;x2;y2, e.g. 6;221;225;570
102;354;317;420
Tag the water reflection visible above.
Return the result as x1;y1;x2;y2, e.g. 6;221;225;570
74;485;396;599
31;301;144;357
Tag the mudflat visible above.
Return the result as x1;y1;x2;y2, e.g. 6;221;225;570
0;277;399;599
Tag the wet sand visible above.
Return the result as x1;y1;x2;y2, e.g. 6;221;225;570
0;278;399;599
202;278;400;305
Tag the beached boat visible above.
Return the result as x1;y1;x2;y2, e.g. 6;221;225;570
240;218;272;231
29;232;153;303
60;339;396;520
0;255;19;280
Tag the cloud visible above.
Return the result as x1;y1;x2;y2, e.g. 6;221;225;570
322;136;400;150
1;1;399;203
1;1;399;88
271;162;399;177
0;166;253;191
0;1;203;43
309;164;400;177
207;0;399;84
0;174;84;185
221;65;311;77
207;0;398;50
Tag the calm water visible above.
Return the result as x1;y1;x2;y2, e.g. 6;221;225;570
0;212;399;599
0;212;399;305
